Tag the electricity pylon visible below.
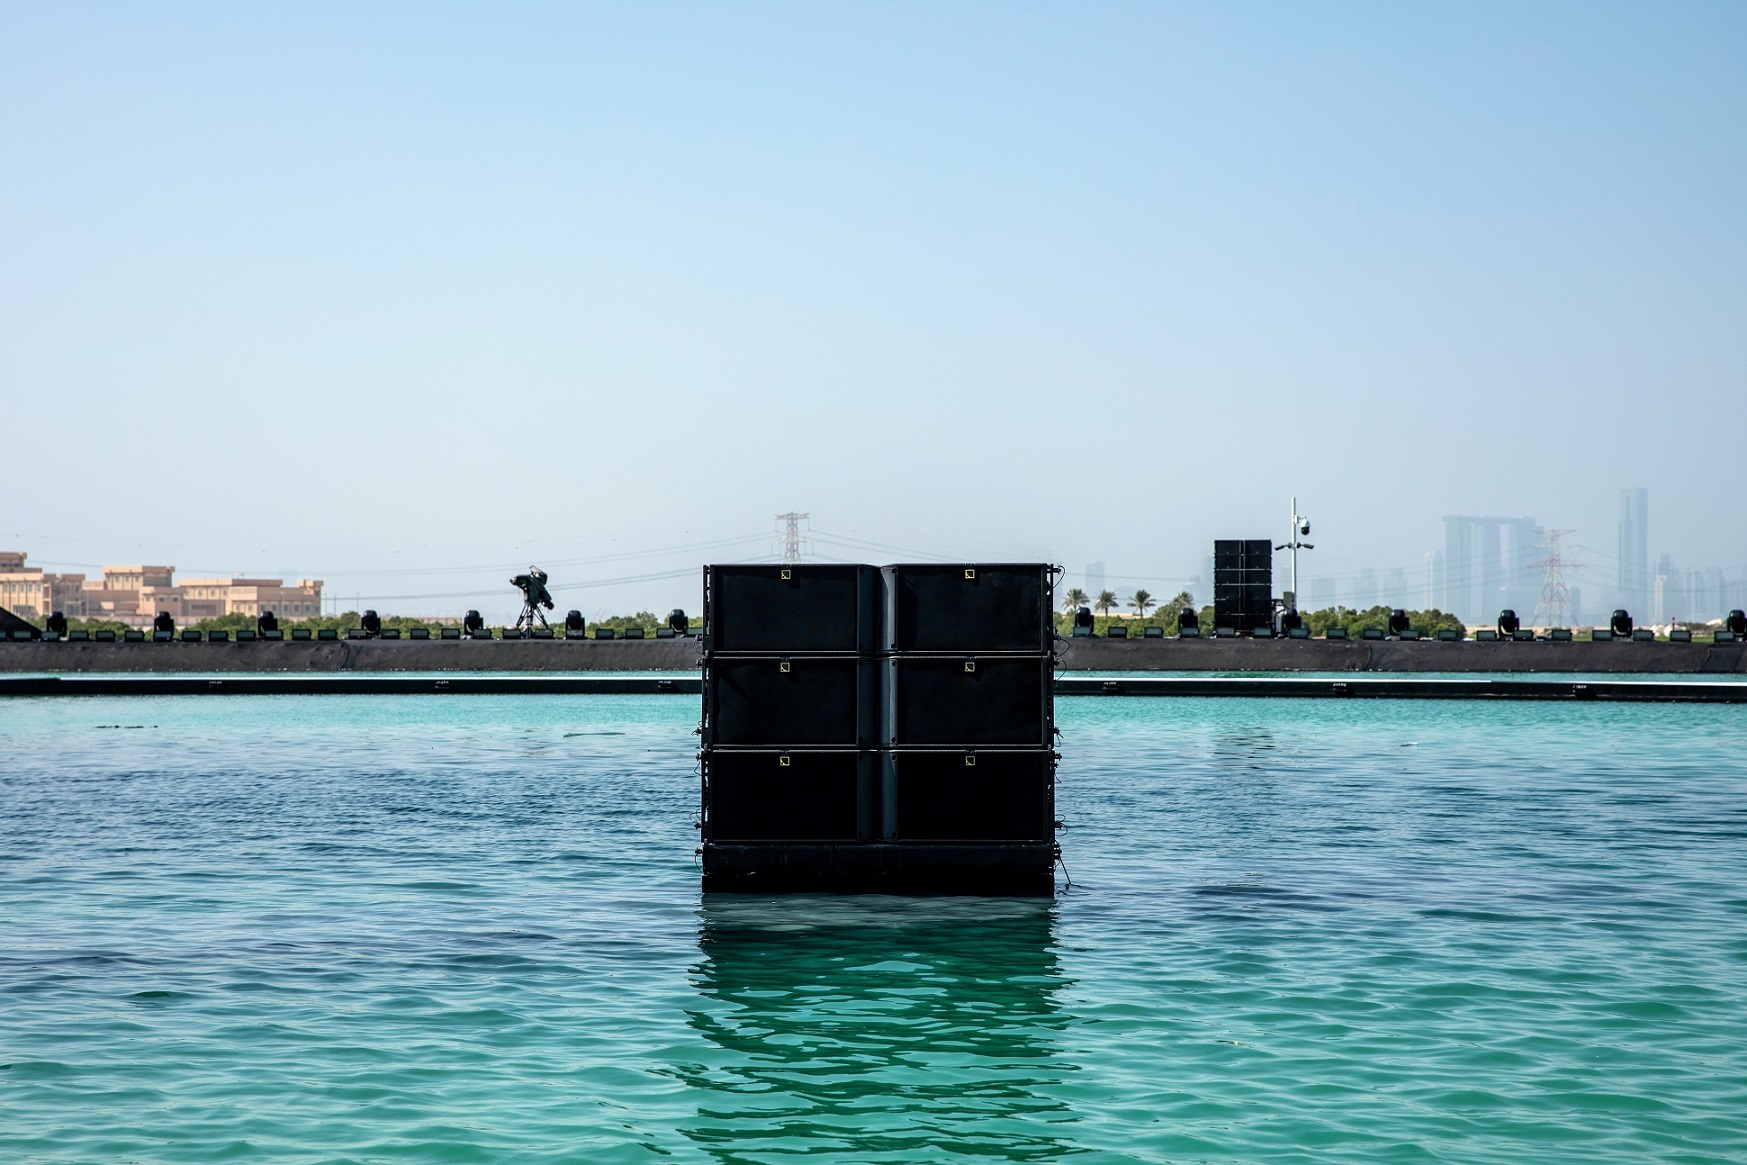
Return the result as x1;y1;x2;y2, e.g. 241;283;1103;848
1529;528;1579;629
775;512;811;564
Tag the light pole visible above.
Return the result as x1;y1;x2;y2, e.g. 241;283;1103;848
1276;496;1314;611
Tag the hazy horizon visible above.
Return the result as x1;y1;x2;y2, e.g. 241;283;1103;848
4;4;1743;622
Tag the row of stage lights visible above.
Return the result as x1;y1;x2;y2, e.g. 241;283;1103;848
17;606;694;642
1067;604;1747;641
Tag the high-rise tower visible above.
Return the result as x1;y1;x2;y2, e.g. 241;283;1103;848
1617;488;1648;615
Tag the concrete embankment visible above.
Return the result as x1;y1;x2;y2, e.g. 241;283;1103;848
0;636;1742;673
1058;636;1747;674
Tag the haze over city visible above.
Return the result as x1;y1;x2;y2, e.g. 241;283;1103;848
4;4;1743;623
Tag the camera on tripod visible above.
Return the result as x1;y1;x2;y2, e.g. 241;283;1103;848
511;566;555;632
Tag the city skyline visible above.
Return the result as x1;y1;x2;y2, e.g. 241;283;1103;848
10;480;1743;628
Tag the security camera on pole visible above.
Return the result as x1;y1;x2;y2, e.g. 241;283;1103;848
1275;497;1314;618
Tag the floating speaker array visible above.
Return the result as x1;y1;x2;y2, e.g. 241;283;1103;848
698;563;1058;895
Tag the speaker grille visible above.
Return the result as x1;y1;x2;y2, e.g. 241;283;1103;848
707;751;864;840
887;656;1052;746
894;751;1053;841
886;564;1050;652
707;565;873;652
707;656;873;747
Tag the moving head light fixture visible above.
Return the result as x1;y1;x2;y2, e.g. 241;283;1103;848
565;609;585;633
46;611;67;636
360;609;382;637
258;611;278;634
668;608;689;635
1498;609;1520;637
1388;609;1411;637
1611;609;1634;638
463;609;484;633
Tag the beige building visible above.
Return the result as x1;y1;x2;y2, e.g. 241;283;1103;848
177;578;324;622
1;552;322;627
0;552;89;622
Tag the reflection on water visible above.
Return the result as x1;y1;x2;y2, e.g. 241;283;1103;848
679;896;1072;1162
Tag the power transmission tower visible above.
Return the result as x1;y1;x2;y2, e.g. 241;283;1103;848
775;512;811;564
1530;528;1579;629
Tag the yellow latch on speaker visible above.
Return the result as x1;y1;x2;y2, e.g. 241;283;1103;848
779;755;791;767
964;568;976;580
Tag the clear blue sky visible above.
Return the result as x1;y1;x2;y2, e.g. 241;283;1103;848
3;3;1742;619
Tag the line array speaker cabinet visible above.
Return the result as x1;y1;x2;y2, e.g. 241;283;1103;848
882;656;1053;747
883;564;1051;653
700;562;1058;895
890;751;1054;841
705;751;874;841
704;656;878;747
1213;540;1273;632
705;565;878;653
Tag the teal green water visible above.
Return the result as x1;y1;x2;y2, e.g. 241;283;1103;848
3;695;1744;1162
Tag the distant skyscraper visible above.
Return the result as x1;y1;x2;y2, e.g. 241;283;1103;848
1618;488;1649;617
1354;567;1378;609
1440;516;1539;624
1085;561;1106;598
1386;566;1408;608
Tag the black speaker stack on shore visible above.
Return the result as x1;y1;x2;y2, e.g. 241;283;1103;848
1214;539;1274;634
699;563;1059;895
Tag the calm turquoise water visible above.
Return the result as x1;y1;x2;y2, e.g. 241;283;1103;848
3;695;1745;1163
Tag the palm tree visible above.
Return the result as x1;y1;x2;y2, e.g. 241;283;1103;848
1129;589;1154;618
1095;590;1118;617
1062;587;1088;613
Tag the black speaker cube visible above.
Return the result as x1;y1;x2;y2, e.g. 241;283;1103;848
706;750;873;841
705;655;877;747
706;565;878;653
700;560;1056;893
884;656;1052;747
892;750;1054;841
883;564;1051;653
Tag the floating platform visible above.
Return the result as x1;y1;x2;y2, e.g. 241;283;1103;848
701;842;1058;895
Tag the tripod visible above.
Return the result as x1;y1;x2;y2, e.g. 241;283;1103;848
514;597;550;633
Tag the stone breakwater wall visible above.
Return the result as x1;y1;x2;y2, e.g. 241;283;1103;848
0;636;1743;674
